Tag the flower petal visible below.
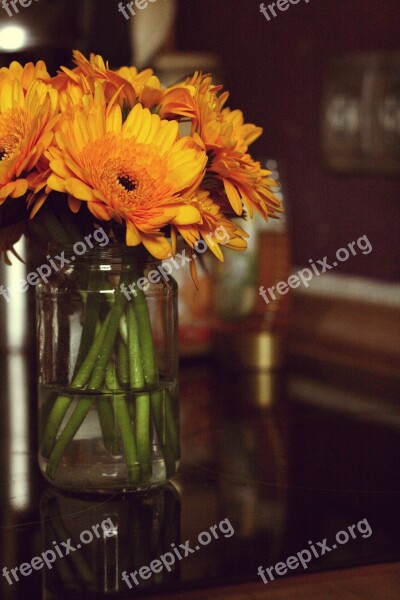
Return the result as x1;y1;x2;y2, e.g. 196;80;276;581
65;178;95;201
223;179;243;215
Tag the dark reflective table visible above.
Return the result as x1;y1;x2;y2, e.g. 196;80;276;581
0;352;399;599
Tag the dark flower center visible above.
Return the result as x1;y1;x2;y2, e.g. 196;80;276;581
118;175;137;192
0;135;19;161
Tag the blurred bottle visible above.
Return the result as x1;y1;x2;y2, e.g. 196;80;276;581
154;52;223;358
213;160;291;373
253;159;290;331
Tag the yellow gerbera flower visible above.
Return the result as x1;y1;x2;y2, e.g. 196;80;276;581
115;65;163;109
170;189;248;285
0;76;58;203
51;70;91;113
159;72;221;121
0;60;51;89
159;85;196;120
175;190;248;261
72;50;163;109
159;71;281;220
210;151;283;220
46;86;206;259
189;83;282;220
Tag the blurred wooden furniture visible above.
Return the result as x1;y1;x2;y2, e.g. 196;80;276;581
290;292;400;378
151;562;400;599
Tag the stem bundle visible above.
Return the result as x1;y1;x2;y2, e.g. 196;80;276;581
39;225;179;489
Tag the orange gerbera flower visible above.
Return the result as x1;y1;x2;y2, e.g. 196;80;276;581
159;85;196;120
175;190;248;260
189;85;282;220
45;86;206;259
0;76;58;203
209;151;283;220
115;65;163;109
51;51;163;111
0;60;51;90
171;189;249;285
51;69;91;114
159;72;222;122
72;50;163;109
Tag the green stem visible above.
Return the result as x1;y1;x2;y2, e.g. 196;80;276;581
104;360;121;454
87;289;128;390
72;312;111;389
46;270;131;479
97;396;119;455
39;205;72;247
42;258;177;486
45;308;122;476
129;286;178;480
118;314;128;344
135;394;151;480
41;394;71;458
75;269;105;373
38;210;78;459
41;277;108;459
151;391;177;478
127;304;145;388
113;395;140;483
105;360;119;390
127;304;151;479
133;298;158;385
46;398;93;480
127;395;136;426
117;335;129;387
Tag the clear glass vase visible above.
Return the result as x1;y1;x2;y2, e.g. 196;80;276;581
36;245;179;493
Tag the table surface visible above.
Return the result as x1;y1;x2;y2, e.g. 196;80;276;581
0;352;399;599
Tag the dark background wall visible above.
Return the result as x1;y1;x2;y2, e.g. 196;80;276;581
0;0;131;72
0;0;398;281
177;0;400;281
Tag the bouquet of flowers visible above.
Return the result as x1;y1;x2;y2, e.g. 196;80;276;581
0;51;282;489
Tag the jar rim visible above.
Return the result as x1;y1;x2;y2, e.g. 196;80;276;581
47;241;160;264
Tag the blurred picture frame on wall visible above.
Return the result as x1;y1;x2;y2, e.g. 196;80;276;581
320;52;400;176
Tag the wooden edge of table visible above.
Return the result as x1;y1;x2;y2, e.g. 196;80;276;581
149;562;400;600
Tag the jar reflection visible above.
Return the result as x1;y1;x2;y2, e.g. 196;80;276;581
40;484;180;598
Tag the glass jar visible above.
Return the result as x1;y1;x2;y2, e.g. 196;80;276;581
36;245;179;492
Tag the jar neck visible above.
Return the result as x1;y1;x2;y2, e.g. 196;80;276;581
47;242;158;268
